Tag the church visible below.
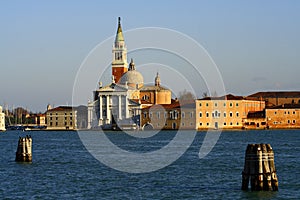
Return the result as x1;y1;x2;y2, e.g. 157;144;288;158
87;17;171;130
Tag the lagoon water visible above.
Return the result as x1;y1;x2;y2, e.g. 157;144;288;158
0;130;299;199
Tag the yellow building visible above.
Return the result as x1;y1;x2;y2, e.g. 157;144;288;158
266;104;300;129
46;106;77;130
196;94;265;130
141;101;195;130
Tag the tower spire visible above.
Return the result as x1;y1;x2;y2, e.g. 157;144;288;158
155;72;161;86
112;17;128;83
115;17;124;42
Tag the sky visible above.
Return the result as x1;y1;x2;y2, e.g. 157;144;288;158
1;0;300;112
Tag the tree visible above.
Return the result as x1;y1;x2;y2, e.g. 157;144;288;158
178;89;196;101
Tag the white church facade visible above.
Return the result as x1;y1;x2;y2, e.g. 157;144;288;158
87;18;172;130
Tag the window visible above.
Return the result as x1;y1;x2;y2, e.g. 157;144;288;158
293;120;296;124
237;122;239;125
230;122;233;125
212;113;215;118
274;111;277;115
70;117;72;120
224;122;226;126
50;117;52;120
70;112;72;115
215;111;218;118
215;103;218;107
190;112;193;118
164;112;167;118
206;103;209;107
182;112;185;118
206;112;209;117
236;112;239;117
157;112;160;119
199;112;202;118
142;95;150;100
236;103;239;107
70;122;72;125
287;120;290;124
224;112;226;117
56;117;58;120
230;103;233;107
293;111;296;114
55;122;58;126
199;103;202;107
65;117;67;120
149;112;153;118
223;103;226;107
50;122;52;126
144;112;147;118
199;123;202;126
65;122;67;126
206;123;209;126
230;112;233;117
182;122;185;126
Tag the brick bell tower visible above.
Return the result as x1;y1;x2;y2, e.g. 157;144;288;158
112;17;128;83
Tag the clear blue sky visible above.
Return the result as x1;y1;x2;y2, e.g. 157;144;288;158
1;0;300;112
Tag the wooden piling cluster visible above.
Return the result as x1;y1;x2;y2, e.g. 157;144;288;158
15;135;32;162
242;144;278;191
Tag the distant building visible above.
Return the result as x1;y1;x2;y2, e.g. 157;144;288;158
0;106;6;131
266;104;300;129
244;111;267;129
46;106;77;130
46;105;88;130
87;18;172;130
195;94;265;130
248;91;300;107
35;114;46;126
141;101;196;130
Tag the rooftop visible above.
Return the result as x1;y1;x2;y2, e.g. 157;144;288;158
248;91;300;98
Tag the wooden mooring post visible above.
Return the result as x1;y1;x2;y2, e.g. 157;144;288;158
15;135;32;162
242;144;278;191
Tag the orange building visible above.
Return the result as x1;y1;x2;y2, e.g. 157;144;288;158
196;94;265;130
266;104;300;129
248;91;300;107
141;101;195;130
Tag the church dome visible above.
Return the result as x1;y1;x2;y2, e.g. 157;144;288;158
119;70;144;88
119;58;144;88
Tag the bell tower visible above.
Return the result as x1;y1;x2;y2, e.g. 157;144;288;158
112;17;128;83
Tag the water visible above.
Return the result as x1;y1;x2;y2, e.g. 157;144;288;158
0;130;299;199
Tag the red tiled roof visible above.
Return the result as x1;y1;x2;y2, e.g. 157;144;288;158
47;106;74;112
198;94;244;100
248;91;300;98
142;101;195;110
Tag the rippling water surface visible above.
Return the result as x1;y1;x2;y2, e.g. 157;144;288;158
0;130;299;199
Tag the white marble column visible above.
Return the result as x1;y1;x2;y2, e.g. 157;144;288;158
99;95;103;120
118;95;122;120
87;106;91;129
125;97;129;118
106;95;111;123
